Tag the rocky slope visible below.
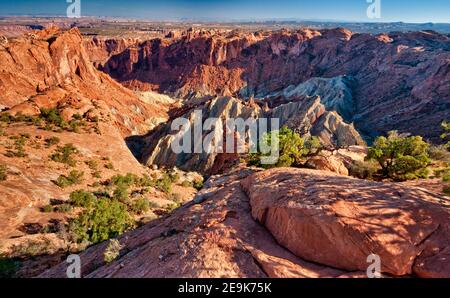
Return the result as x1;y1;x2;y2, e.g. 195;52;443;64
89;28;450;142
0;28;196;271
140;95;364;174
40;167;450;278
0;27;169;136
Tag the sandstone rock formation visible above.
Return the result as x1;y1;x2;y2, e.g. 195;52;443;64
0;123;147;244
0;27;168;136
305;155;349;176
242;168;450;278
141;96;262;175
1;26;449;279
140;94;364;174
269;95;364;148
266;75;356;121
305;146;367;175
40;168;450;278
91;28;450;142
0;28;184;262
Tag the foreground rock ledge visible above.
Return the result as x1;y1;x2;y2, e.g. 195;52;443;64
241;168;449;278
40;168;449;278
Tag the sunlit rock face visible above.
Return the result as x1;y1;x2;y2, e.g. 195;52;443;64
89;28;450;142
41;167;450;278
0;28;168;136
140;94;364;174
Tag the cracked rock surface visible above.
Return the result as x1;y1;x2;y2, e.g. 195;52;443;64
41;167;449;278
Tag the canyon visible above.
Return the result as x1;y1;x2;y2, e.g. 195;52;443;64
0;25;449;278
86;28;450;143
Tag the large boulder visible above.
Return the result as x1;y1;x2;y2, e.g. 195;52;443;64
305;146;368;175
241;168;450;277
305;154;349;176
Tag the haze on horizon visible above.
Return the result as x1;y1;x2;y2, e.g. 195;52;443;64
0;0;449;24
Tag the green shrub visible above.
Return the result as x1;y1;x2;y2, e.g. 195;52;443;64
305;136;323;155
248;126;310;168
40;108;85;133
130;198;150;215
105;162;114;170
40;108;66;128
41;205;54;213
113;184;129;203
0;164;7;181
165;202;182;213
69;190;96;208
54;170;84;188
137;175;154;187
50;144;78;166
0;113;38;125
193;180;203;191
442;185;450;196
444;186;450;196
0;113;13;123
44;136;60;148
416;168;431;179
55;204;73;213
55;176;72;188
72;114;83;120
68;119;86;133
93;189;111;199
68;198;133;244
5;135;28;158
367;131;430;180
85;160;98;171
443;172;450;183
66;170;84;184
110;173;138;187
9;239;52;258
433;168;450;179
155;174;172;194
181;180;192;188
441;121;450;148
103;239;123;264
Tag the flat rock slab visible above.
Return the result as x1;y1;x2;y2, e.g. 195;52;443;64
241;168;450;277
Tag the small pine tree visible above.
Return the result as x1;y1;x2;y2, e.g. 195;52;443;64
69;198;133;244
248;126;311;168
367;131;430;180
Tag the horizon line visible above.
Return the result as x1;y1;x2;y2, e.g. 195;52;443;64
1;15;450;25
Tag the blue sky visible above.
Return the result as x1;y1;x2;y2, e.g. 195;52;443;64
0;0;449;23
